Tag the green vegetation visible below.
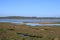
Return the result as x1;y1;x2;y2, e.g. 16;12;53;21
0;22;60;40
0;16;60;19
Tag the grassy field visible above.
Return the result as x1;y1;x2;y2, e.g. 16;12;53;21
0;22;60;40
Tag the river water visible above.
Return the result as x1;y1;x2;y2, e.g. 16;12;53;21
0;19;60;26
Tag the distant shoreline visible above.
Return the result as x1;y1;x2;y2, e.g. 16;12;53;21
0;16;60;19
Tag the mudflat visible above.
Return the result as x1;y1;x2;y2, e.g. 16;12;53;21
31;22;60;24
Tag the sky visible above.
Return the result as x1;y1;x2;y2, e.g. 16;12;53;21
0;0;60;17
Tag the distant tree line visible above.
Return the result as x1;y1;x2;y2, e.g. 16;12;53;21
0;16;60;19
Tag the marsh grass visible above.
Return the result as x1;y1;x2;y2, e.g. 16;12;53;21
0;22;60;40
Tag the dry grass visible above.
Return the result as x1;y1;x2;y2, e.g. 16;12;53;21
0;22;60;40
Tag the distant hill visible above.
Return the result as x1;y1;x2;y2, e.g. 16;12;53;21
0;16;60;19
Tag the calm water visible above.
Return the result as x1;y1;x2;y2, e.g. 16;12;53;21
0;19;60;22
0;19;40;22
0;19;60;26
26;23;60;26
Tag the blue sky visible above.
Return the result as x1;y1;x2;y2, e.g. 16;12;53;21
0;0;60;17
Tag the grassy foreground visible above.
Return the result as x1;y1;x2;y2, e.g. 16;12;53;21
0;22;60;40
